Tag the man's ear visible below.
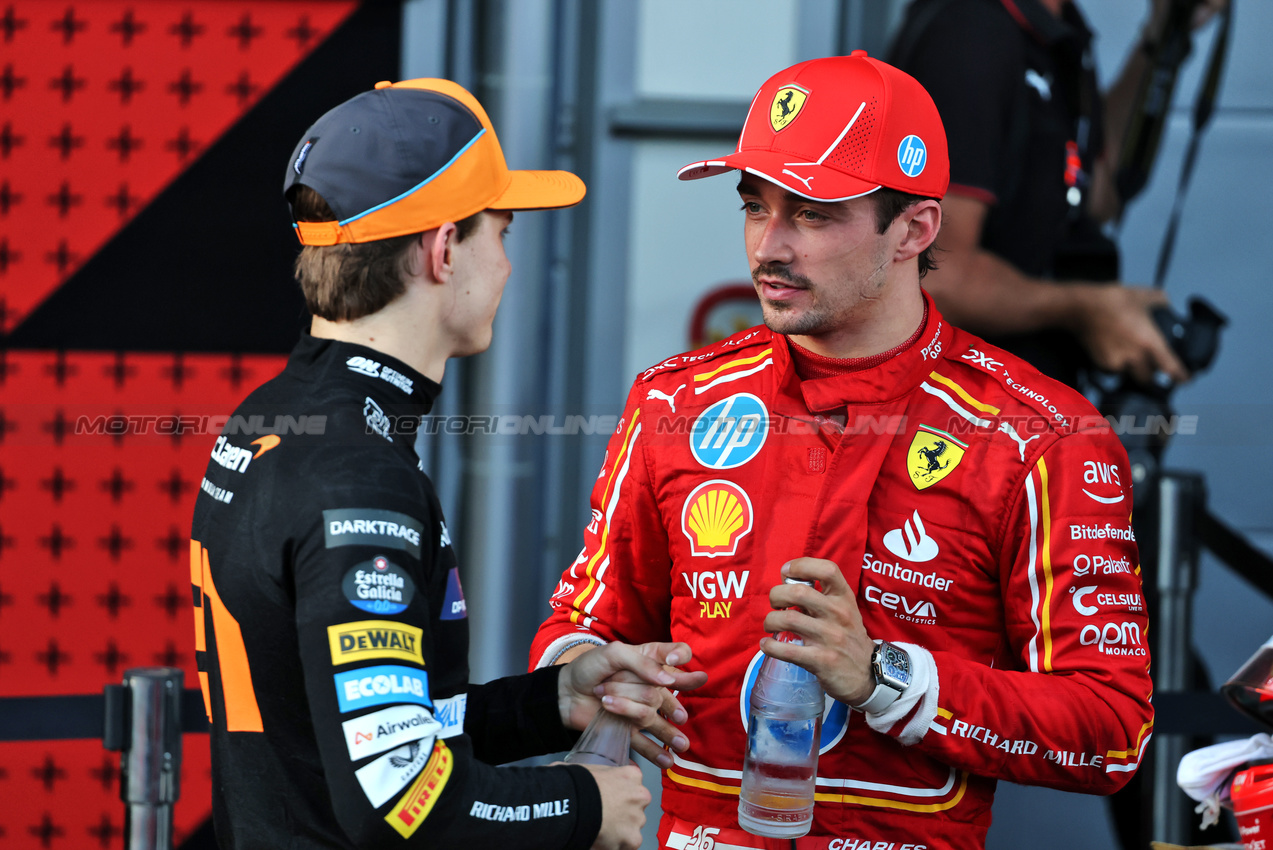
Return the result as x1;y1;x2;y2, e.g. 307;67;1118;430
425;222;459;283
894;199;942;263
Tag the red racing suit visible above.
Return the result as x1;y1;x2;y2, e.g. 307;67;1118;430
531;297;1153;850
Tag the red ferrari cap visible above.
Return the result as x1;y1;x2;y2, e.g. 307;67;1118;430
284;78;585;246
678;51;949;201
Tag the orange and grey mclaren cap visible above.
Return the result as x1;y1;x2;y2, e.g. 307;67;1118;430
284;78;585;246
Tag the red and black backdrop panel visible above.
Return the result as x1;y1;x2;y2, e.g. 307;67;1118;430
0;3;401;847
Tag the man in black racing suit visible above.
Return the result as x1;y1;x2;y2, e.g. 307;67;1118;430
190;78;704;850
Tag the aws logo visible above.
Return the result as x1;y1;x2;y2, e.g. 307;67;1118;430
327;620;424;666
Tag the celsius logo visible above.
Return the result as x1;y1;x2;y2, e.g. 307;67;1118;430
897;135;927;177
882;510;939;563
689;393;769;470
1071;585;1098;616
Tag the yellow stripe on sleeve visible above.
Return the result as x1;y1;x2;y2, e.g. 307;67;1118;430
928;371;1001;415
693;348;774;382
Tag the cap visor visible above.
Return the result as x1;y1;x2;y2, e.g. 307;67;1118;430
678;150;879;202
489;169;586;211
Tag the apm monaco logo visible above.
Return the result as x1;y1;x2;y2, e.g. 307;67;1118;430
897;135;928;178
681;480;754;558
689;393;769;470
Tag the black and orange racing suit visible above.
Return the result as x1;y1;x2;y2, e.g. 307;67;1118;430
192;333;600;849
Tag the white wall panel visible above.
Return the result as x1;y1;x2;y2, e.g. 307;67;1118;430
624;140;754;379
636;0;799;99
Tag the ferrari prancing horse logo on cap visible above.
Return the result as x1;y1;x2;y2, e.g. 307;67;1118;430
770;85;808;132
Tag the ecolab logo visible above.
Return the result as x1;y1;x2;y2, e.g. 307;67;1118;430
1070;523;1135;542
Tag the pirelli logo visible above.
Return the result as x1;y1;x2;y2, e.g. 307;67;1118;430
386;740;453;837
327;620;424;666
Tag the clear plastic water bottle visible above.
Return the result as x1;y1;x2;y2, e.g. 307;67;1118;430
738;578;824;838
563;708;632;766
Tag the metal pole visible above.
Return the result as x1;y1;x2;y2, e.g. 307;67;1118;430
1151;473;1203;844
113;667;184;850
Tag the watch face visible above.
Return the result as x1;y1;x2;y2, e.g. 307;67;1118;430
879;643;911;687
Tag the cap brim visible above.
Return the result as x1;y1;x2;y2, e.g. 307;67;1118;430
678;150;879;202
489;169;586;211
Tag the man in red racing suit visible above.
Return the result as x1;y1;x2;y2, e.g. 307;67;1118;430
531;52;1152;850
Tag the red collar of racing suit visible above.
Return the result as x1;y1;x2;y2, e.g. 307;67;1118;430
771;290;949;417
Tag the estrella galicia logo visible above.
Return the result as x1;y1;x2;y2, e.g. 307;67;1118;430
740;650;848;754
897;135;927;178
342;556;416;615
689;393;769;470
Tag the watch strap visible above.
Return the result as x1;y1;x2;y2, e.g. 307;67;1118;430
853;681;902;714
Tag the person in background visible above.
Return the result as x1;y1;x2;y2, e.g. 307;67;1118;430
888;0;1222;390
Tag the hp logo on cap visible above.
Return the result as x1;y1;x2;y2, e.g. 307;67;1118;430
897;135;927;178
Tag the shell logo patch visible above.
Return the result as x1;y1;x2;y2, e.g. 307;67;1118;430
770;85;809;132
908;424;967;490
681;480;754;558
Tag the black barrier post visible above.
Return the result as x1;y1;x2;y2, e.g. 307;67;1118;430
104;667;184;850
1152;472;1205;844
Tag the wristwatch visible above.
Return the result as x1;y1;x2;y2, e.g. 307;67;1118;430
852;641;912;714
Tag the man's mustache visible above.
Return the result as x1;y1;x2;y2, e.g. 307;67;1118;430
752;263;813;289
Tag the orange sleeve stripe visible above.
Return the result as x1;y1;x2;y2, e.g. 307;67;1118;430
200;546;264;732
570;410;641;623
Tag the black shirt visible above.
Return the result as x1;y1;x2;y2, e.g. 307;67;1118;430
191;332;601;849
890;0;1114;387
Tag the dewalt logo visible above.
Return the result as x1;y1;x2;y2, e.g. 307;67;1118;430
328;620;424;666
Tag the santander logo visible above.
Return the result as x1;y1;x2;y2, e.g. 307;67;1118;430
882;510;940;563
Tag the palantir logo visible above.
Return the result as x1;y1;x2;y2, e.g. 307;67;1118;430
897;135;927;178
689;393;769;470
882;510;940;563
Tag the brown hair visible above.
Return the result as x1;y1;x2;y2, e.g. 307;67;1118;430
290;186;482;321
871;188;938;278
